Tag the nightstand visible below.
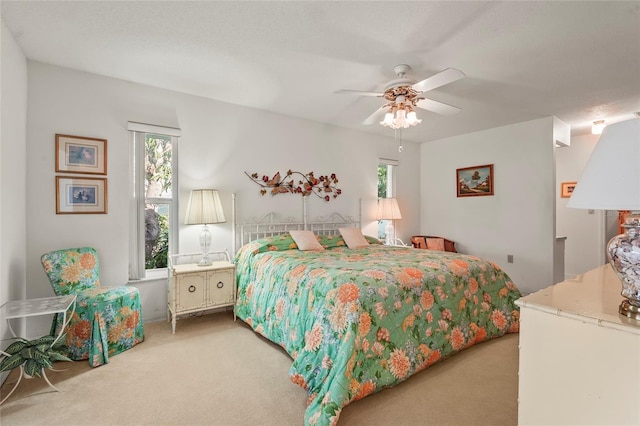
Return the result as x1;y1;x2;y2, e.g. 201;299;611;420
168;251;235;333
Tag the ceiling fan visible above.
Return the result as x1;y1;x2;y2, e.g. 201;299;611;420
336;64;465;128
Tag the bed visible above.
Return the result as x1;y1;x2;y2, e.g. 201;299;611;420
233;203;521;425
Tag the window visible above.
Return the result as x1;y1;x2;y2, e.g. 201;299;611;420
378;161;396;198
377;158;398;239
129;122;180;279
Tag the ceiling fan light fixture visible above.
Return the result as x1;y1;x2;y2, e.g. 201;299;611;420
380;105;421;130
395;109;407;127
338;65;464;129
406;110;421;126
381;112;394;126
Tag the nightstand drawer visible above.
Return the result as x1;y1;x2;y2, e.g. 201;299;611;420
207;269;234;306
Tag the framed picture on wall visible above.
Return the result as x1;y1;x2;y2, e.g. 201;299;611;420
561;181;577;198
56;176;108;214
456;164;494;197
55;134;107;175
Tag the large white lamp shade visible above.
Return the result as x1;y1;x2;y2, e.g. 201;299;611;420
568;119;640;211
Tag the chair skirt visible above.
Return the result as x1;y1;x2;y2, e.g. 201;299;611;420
52;286;144;367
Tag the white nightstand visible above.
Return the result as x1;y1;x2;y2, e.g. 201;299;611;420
167;252;235;334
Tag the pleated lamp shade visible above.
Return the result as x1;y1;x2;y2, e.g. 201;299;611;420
185;189;226;225
376;198;402;220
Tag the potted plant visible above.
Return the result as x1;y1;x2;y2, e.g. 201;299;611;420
0;334;72;378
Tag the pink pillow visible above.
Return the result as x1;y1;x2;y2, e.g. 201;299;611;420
289;230;325;251
339;227;370;249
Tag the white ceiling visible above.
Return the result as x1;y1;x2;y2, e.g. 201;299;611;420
2;1;640;143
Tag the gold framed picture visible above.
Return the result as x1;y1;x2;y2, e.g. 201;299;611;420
55;134;107;175
456;164;494;197
56;176;108;214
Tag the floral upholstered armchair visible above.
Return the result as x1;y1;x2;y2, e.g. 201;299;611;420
40;247;144;367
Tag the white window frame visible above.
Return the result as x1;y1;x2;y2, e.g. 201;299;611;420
128;122;180;280
378;158;399;240
378;158;398;198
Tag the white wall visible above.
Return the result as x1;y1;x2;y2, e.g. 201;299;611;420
556;132;604;278
1;20;28;340
25;61;421;332
421;117;557;295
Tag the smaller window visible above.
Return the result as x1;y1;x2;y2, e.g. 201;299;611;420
377;158;398;240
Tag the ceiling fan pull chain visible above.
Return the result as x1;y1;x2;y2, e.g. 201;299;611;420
396;129;403;153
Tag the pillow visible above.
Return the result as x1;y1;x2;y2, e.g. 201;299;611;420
289;230;325;251
339;227;370;249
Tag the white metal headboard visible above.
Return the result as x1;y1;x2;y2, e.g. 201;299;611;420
232;193;361;253
234;211;304;251
307;212;359;236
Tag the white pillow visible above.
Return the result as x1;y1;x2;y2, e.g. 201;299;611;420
289;230;325;251
339;227;370;249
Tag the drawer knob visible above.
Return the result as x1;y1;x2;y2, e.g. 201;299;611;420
188;285;196;293
217;281;224;289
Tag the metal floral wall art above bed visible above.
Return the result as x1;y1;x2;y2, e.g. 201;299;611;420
245;170;341;201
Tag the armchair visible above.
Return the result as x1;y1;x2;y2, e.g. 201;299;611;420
40;247;144;367
410;235;457;253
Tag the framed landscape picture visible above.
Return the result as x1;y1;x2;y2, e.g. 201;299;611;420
561;181;577;198
55;134;107;175
56;176;107;214
456;164;494;197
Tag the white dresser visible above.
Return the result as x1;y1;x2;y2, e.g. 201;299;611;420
516;264;640;425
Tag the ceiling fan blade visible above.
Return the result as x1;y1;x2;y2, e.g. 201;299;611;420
412;68;465;93
363;106;388;125
416;98;461;116
335;89;384;97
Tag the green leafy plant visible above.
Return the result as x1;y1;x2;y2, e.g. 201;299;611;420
145;208;169;269
0;334;72;378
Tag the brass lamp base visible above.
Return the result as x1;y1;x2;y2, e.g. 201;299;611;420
619;300;640;320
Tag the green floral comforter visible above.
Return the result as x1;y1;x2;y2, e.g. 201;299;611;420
234;234;521;425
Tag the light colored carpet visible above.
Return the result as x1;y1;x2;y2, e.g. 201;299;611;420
0;312;519;425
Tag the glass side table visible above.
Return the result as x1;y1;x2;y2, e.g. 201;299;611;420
0;294;76;405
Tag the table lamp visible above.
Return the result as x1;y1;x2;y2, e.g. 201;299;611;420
185;189;226;266
568;118;640;319
376;197;402;245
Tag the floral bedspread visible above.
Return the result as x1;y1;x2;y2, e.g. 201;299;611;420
234;234;521;425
